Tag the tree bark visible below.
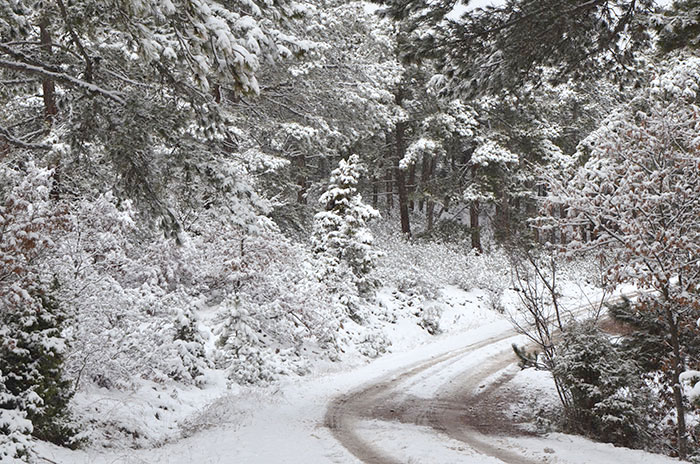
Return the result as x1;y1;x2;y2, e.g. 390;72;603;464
419;155;430;212
371;174;378;209
407;162;416;211
394;156;411;235
470;165;482;252
470;200;481;252
394;90;410;236
666;303;687;459
385;165;394;212
40;19;58;119
295;155;307;204
425;157;436;232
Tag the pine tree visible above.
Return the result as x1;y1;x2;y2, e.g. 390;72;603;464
312;155;381;294
0;369;34;462
552;321;648;447
215;296;273;385
170;306;210;386
373;0;656;97
0;288;78;447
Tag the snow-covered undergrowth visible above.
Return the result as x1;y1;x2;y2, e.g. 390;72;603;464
1;165;610;457
63;218;606;452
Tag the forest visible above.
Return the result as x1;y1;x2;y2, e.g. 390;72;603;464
0;0;699;462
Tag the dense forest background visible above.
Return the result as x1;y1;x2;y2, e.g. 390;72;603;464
1;0;699;462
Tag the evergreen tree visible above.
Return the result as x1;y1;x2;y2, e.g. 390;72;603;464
0;288;78;447
373;0;657;97
170;306;210;386
215;296;273;385
312;155;381;293
0;369;34;463
552;321;649;448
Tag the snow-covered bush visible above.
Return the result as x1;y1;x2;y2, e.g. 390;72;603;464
373;231;509;311
552;321;648;447
418;304;442;335
354;330;391;358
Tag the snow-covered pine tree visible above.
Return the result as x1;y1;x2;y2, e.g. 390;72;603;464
170;306;210;386
215;296;273;385
312;155;381;294
552;321;648;447
373;0;654;97
0;369;34;463
0;287;78;448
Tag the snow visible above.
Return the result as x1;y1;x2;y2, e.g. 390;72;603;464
354;420;503;464
505;433;679;464
34;284;679;464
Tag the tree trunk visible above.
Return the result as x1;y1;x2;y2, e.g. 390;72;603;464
470;200;481;252
407;162;416;211
666;304;687;459
371;174;378;209
295;155;307;204
394;90;410;236
560;204;567;245
498;194;510;243
40;19;58;119
470;164;481;252
385;154;394;212
394;157;411;236
426;200;435;231
425;158;436;232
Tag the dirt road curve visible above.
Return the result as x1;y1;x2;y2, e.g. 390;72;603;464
325;330;538;464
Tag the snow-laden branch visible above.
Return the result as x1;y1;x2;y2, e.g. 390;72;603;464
0;124;51;150
0;58;126;105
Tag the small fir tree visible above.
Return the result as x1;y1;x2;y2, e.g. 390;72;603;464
0;288;79;448
552;321;648;447
215;296;273;385
0;369;34;462
312;155;381;294
170;306;210;386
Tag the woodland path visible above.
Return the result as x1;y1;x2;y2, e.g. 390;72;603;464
325;328;539;464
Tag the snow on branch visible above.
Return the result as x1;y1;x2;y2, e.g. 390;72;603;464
0;124;51;150
0;58;126;105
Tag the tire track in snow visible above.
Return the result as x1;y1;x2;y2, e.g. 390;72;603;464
324;330;537;464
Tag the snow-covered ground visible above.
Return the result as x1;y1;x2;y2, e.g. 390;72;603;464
35;284;677;464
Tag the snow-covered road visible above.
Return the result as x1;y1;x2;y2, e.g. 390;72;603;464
325;330;531;463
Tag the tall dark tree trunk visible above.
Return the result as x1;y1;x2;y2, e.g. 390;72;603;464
426;200;435;231
425;157;436;232
470;165;481;252
40;19;58;119
497;194;510;243
470;200;481;252
385;166;394;212
295;155;307;204
394;90;410;236
419;155;430;212
371;174;378;209
394;156;411;236
666;302;687;459
407;162;416;211
560;204;567;245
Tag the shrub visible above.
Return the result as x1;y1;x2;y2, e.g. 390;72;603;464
553;321;648;447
